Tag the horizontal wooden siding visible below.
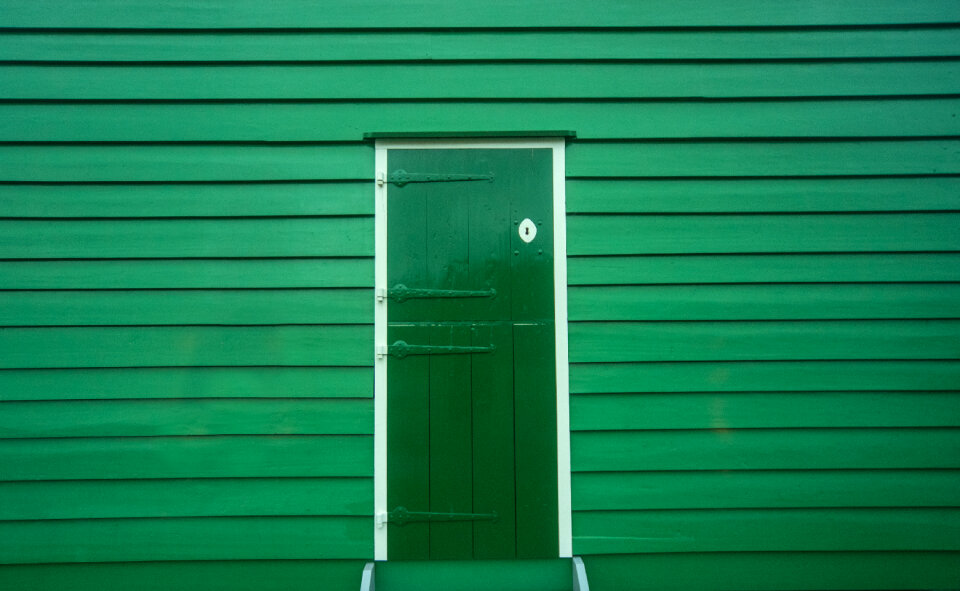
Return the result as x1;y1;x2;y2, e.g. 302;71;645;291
0;2;958;590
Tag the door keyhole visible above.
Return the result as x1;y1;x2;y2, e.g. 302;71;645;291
518;218;537;243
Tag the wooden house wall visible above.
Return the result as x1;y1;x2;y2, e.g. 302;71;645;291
0;2;958;590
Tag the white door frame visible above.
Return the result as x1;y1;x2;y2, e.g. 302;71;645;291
373;137;571;560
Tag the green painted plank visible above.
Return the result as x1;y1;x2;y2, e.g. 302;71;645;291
375;559;572;591
0;560;367;591
568;140;960;177
571;428;960;471
571;392;960;430
418;163;474;559
571;360;960;394
6;29;960;61
0;434;372;480
427;327;474;559
0;326;372;369
513;324;559;558
0;183;371;217
0;218;373;259
0;398;373;438
573;508;960;554
573;469;960;511
567;177;960;213
0;259;374;289
0;477;372;520
0;145;370;182
5;100;960;142
3;1;959;28
385;327;431;560
0;289;372;326
568;284;960;321
569;320;960;363
581;552;960;591
4;62;959;99
0;516;370;564
568;213;960;255
567;253;960;285
471;326;518;559
0;367;372;401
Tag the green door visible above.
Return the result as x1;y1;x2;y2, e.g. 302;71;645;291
385;147;558;560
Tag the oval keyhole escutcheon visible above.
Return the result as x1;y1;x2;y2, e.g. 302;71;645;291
518;218;537;243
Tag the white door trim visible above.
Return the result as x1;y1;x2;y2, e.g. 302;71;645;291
373;137;571;560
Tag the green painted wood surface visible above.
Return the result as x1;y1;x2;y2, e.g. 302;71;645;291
5;62;959;99
507;151;560;559
0;516;370;563
0;435;372;480
569;320;960;362
0;326;372;368
0;144;370;181
383;327;430;560
0;259;373;289
5;29;960;61
374;559;572;591
5;99;960;142
0;561;367;591
571;360;960;393
568;213;960;255
568;284;960;321
0;477;371;519
0;367;372;401
571;428;960;471
387;148;558;559
9;555;953;591
567;177;960;213
513;324;560;558
3;1;958;28
568;253;960;285
573;508;960;554
428;328;474;560
384;158;433;561
0;398;373;438
0;289;372;326
0;219;372;258
581;552;960;591
472;326;519;559
568;140;960;177
573;470;960;510
3;3;958;589
0;182;371;217
571;392;960;430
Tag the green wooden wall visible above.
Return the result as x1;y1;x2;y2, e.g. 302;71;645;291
1;2;959;590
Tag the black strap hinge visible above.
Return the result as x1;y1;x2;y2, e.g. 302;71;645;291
379;169;494;187
377;340;495;360
379;284;497;304
380;506;498;527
